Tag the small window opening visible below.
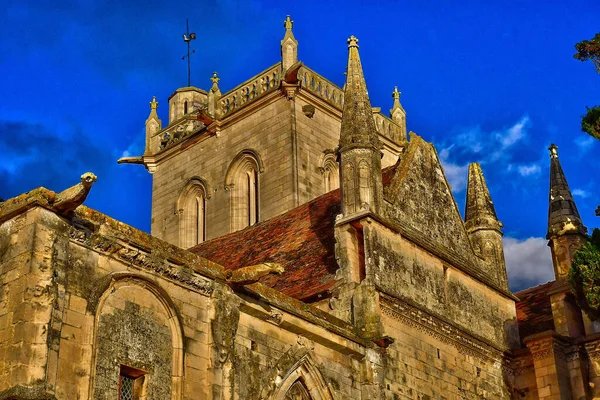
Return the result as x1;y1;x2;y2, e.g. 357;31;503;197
184;100;188;114
251;340;258;351
476;366;481;377
436;348;441;359
119;365;146;400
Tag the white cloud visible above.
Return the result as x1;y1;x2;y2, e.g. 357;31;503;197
575;136;595;153
503;236;554;292
496;115;530;149
517;164;541;177
573;188;590;198
439;147;469;193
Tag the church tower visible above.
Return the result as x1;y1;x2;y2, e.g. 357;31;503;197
338;36;383;217
464;163;508;290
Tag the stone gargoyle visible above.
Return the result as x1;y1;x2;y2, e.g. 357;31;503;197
51;172;97;215
225;262;284;286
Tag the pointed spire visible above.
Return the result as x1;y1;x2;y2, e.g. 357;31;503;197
465;163;502;232
208;72;221;118
547;143;587;239
145;96;162;154
281;15;298;71
339;35;380;151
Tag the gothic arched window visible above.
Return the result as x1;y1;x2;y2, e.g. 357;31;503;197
321;152;339;193
177;179;209;248
225;150;263;232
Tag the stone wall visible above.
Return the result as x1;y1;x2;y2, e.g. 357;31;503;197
151;93;295;245
364;221;519;350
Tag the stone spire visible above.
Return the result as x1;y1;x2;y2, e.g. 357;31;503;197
390;86;407;140
281;15;298;72
338;35;383;216
145;96;162;154
464;163;508;289
547;144;587;239
465;163;502;233
339;36;380;151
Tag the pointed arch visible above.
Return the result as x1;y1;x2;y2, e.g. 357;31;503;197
177;177;210;248
88;273;184;400
225;150;264;232
260;348;334;400
320;151;339;193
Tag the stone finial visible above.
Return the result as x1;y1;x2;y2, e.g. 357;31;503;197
145;96;162;154
281;15;298;71
347;35;359;49
284;15;293;30
464;163;502;232
547;143;587;239
392;86;401;101
150;96;158;110
390;86;405;124
210;72;221;93
549;143;559;158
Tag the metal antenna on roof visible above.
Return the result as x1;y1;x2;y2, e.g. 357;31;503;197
182;19;197;87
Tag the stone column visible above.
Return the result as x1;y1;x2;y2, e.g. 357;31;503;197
525;332;572;400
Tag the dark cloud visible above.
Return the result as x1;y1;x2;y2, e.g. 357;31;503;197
0;120;111;199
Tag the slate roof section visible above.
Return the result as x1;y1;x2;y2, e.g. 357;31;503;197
514;281;555;343
191;162;400;302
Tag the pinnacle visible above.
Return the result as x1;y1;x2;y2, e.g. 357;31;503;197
465;163;502;232
547;144;587;239
339;35;379;150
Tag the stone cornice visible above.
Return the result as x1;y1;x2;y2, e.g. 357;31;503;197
379;292;508;363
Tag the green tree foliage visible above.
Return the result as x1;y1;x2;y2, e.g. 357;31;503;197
574;33;600;141
570;228;600;320
582;106;600;140
574;33;600;66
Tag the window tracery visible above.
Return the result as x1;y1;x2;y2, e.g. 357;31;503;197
284;380;313;400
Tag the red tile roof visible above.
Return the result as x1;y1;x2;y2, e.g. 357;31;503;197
191;162;400;302
191;188;342;301
514;281;555;343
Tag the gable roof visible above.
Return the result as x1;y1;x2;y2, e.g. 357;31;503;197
514;281;555;343
191;162;401;302
384;134;481;274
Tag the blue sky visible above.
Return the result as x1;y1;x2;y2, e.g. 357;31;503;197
1;0;599;291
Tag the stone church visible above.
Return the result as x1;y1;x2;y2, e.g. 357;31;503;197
0;15;598;400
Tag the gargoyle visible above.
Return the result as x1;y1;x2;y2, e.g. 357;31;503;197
225;263;284;286
52;172;97;215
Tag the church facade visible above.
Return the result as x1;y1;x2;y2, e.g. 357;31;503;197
0;16;598;400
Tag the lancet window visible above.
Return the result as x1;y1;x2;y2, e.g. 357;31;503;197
177;178;208;248
321;153;339;193
226;151;263;232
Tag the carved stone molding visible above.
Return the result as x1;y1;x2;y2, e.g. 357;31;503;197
380;294;505;363
68;225;214;297
526;337;567;362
